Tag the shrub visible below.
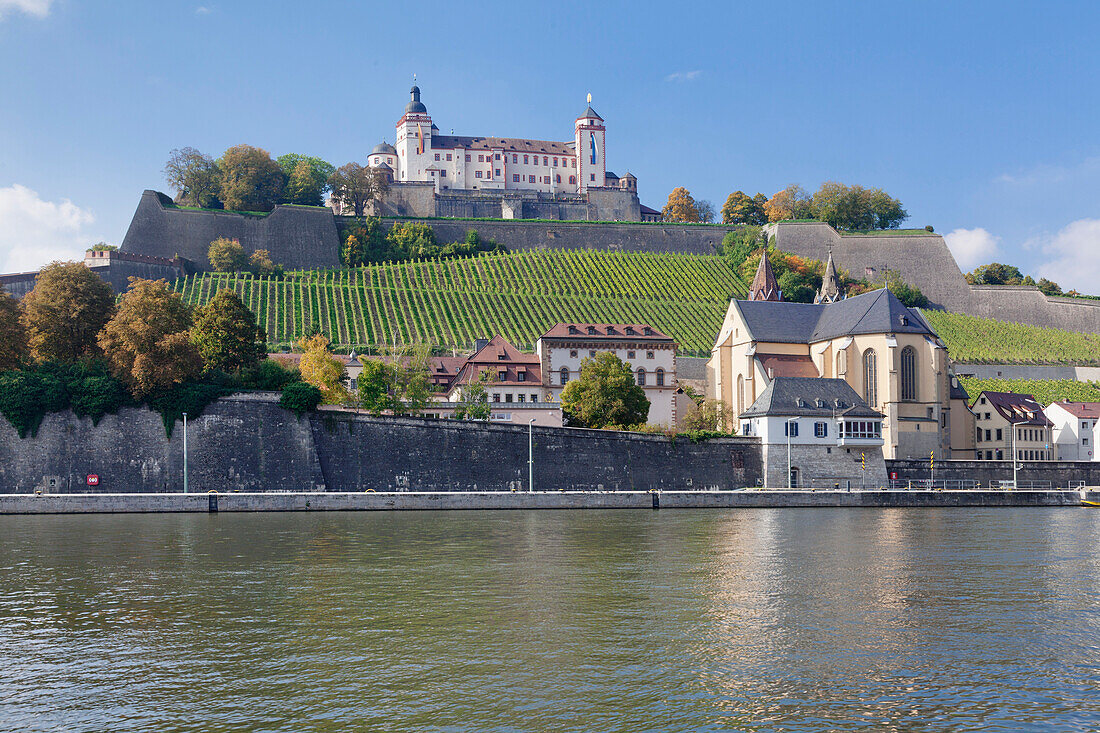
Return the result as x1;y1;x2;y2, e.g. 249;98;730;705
241;359;300;391
70;376;126;424
280;381;322;415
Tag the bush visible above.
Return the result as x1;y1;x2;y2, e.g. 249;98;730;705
145;379;231;436
241;359;300;391
70;376;126;424
280;381;322;415
0;370;65;437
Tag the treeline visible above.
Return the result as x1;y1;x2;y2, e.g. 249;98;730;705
717;227;927;307
662;182;910;231
339;219;505;266
964;263;1078;298
164;146;388;214
0;263;322;437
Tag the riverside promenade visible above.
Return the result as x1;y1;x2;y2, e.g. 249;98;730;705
1;489;1097;513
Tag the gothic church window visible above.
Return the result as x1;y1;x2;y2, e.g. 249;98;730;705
900;346;917;401
863;349;877;406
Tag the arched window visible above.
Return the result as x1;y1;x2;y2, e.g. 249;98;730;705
836;349;846;377
636;368;646;386
900;346;917;401
655;368;665;386
736;374;745;415
559;366;569;386
555;174;561;183
863;349;877;406
569;175;577;185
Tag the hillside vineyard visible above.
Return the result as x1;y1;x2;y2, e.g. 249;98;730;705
173;249;748;355
919;309;1100;365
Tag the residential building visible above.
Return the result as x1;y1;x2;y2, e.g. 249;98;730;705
739;377;887;488
442;336;560;426
1045;401;1100;461
537;323;679;427
707;263;959;460
971;391;1054;461
948;375;978;459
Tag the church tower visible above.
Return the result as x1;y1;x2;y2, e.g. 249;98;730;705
395;84;433;182
575;95;606;193
815;249;843;303
748;250;782;301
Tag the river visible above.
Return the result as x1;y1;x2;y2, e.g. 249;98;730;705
1;508;1098;732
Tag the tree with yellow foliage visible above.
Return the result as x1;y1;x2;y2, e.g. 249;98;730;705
764;184;813;222
297;333;348;404
661;187;701;223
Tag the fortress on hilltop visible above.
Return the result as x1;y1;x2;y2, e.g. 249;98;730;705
347;85;644;221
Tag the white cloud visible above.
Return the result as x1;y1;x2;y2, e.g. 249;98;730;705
1035;218;1100;293
944;227;999;271
195;5;211;14
0;185;97;273
0;0;51;19
665;70;702;82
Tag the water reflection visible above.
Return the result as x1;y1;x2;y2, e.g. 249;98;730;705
1;509;1099;732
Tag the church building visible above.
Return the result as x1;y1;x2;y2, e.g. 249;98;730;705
708;252;973;461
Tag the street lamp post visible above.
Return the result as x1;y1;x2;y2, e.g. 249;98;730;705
182;412;188;494
528;418;535;492
785;417;798;489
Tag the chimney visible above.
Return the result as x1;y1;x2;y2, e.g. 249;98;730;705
474;338;489;352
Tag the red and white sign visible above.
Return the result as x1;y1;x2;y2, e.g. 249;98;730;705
889;471;899;480
86;474;99;486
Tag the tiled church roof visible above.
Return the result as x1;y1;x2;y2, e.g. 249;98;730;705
431;135;576;156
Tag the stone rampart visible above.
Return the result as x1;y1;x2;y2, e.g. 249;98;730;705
886;458;1100;487
0;396;761;494
120;190;340;271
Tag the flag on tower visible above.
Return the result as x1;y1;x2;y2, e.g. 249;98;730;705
590;132;598;165
417;123;424;154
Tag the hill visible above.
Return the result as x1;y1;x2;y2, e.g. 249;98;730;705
957;377;1100;406
173;249;748;356
920;309;1100;365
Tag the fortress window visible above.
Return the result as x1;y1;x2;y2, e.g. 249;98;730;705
543;156;548;165
570;350;578;358
544;176;551;184
656;368;665;386
646;351;654;359
476;171;483;178
440;170;447;178
466;155;471;162
447;153;452;161
556;175;561;183
569;176;576;185
513;174;520;183
513;154;518;163
435;153;440;161
531;394;538;403
492;393;501;402
560;367;569;385
495;154;501;160
636;368;647;386
590;174;595;181
628;351;636;359
524;155;529;164
529;175;536;183
496;169;501;177
553;158;558;166
517;394;525;402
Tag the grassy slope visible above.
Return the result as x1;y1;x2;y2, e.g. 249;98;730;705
174;249;748;356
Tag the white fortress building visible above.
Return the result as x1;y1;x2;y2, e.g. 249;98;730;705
360;85;644;221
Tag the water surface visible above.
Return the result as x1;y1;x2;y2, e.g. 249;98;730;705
1;508;1098;732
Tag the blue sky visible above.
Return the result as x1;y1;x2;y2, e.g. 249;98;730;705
1;0;1098;289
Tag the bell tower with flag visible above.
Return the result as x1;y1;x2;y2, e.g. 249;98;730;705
395;80;433;183
575;93;606;193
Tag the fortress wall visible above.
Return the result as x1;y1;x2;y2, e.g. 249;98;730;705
120;190;340;271
966;286;1100;332
0;396;762;494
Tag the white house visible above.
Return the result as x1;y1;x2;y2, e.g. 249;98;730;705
740;377;887;489
1046;401;1100;461
536;323;679;427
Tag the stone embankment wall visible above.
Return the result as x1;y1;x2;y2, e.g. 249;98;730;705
0;394;761;494
886;459;1100;487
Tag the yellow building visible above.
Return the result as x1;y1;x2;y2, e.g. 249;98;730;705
707;258;964;460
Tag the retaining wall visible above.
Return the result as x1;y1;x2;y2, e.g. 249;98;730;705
0;395;761;494
886;458;1100;487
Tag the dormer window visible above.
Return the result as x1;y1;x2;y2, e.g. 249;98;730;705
605;326;615;335
587;326;597;335
568;325;579;335
796;398;805;408
643;326;654;336
901;315;909;326
625;327;636;335
816;399;825;408
497;353;506;360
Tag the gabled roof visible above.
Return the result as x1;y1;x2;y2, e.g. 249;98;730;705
740;377;882;418
430;135;575;156
540;323;673;342
1049;401;1100;419
733;288;936;344
974;391;1052;426
449;336;540;389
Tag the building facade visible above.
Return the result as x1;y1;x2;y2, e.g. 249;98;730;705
739;377;887;488
708;282;961;460
1046;401;1100;461
536;323;679;427
972;391;1054;461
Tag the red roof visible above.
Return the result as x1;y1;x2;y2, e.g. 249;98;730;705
1050;401;1100;419
450;336;541;388
755;353;820;379
539;323;672;341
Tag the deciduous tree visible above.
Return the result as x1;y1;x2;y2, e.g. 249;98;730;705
276;154;336;205
453;369;493;421
98;278;202;399
357;358;399;415
218;144;285;212
662;187;701;223
208;237;248;272
721;191;767;225
191;289;267;374
0;291;28;370
248;249;278;276
20;261;115;362
164;147;222;208
297;333;347;404
764;184;813;222
329;162;389;216
560;351;650;428
696;199;716;224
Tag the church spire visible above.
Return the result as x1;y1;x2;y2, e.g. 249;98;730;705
748;249;781;301
815;248;843;303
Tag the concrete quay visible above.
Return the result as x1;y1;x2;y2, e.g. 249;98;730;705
1;489;1097;514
